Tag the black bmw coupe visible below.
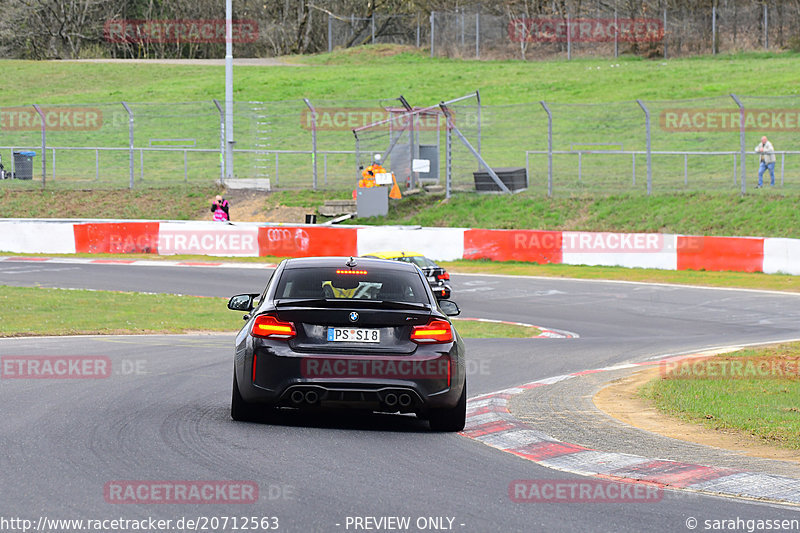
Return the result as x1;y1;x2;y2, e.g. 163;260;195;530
227;256;467;431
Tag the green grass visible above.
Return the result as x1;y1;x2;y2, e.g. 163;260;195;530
0;286;241;336
3;48;799;105
0;285;539;338
639;343;800;449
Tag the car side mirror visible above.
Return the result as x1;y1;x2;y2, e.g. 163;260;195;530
439;300;460;317
228;293;260;312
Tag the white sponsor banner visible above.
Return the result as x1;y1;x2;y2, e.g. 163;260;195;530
0;222;76;253
561;232;677;270
158;222;259;257
356;227;465;261
763;238;800;275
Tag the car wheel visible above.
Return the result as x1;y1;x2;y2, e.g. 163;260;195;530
428;382;466;432
231;372;257;421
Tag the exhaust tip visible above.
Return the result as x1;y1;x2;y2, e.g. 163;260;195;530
384;393;398;406
398;393;412;407
290;390;305;404
305;390;319;404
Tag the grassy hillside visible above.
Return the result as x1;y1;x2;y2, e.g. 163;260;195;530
2;48;798;191
2;47;799;105
5;187;800;239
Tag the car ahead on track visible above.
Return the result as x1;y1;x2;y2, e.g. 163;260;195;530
361;251;452;300
227;256;467;431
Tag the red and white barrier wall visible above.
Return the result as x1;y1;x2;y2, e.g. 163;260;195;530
0;219;798;275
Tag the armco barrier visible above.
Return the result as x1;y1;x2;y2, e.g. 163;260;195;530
463;229;561;263
74;222;160;254
0;219;797;276
677;236;764;273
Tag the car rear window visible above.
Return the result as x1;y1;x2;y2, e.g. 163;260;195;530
274;267;429;303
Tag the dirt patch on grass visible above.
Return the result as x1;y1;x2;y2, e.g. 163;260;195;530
222;189;311;223
594;367;800;463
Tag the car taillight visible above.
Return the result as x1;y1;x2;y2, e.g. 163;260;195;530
437;272;450;281
251;315;296;339
411;319;453;344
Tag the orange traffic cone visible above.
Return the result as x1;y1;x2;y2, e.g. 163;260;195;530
389;175;402;199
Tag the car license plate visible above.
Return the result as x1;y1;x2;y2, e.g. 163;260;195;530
327;327;380;343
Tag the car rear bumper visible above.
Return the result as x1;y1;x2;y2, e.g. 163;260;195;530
236;348;465;412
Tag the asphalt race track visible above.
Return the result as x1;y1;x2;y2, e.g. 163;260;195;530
2;260;800;532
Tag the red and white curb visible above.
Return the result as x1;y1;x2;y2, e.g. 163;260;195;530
0;256;276;269
463;350;800;505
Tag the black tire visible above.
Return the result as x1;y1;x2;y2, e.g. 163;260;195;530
428;382;466;432
231;372;257;422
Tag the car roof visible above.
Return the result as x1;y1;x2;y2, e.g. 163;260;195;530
281;256;420;273
362;251;424;259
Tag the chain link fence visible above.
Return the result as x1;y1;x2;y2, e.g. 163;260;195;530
323;1;800;61
2;93;799;194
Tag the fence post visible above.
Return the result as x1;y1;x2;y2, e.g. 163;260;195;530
540;101;553;197
213;99;225;183
731;93;746;194
712;2;717;55
614;5;618;58
121;102;134;189
475;13;480;59
371;13;375;44
566;13;571;60
764;3;768;49
445;115;452;199
430;12;435;58
460;9;465;49
32;104;46;188
303;98;319;190
663;7;667;59
328;13;333;53
637;99;652;195
476;90;482;170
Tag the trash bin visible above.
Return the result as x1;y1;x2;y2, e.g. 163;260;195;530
13;151;36;180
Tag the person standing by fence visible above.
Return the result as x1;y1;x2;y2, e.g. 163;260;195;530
754;136;776;188
211;195;230;221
